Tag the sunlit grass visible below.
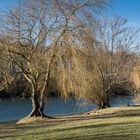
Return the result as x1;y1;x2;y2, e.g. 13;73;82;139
0;106;140;140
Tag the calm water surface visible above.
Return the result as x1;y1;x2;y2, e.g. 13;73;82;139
0;96;135;122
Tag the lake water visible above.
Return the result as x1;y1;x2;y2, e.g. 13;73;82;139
0;96;135;122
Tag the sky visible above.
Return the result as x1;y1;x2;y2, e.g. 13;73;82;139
0;0;18;11
106;0;140;27
0;0;140;27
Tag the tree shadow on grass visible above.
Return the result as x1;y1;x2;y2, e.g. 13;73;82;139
0;121;140;139
53;121;140;132
1;108;140;139
63;133;140;140
0;129;139;140
0;112;140;135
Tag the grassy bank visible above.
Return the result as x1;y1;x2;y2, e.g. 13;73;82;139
1;106;140;140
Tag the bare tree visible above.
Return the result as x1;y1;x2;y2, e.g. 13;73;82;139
86;16;139;109
0;36;14;94
0;0;108;117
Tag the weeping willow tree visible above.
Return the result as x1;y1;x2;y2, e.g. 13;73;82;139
0;0;109;117
50;45;92;99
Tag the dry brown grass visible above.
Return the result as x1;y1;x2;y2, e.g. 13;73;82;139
84;106;140;117
16;106;140;125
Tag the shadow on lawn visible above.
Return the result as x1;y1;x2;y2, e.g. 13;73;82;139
0;120;140;140
0;108;140;139
0;111;140;131
52;121;140;133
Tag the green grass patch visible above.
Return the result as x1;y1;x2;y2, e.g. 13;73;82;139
0;106;140;140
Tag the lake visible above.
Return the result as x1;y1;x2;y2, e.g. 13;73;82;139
0;95;135;122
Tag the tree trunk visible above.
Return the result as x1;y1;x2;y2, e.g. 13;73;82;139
40;93;47;115
98;98;111;109
101;100;111;109
28;94;45;117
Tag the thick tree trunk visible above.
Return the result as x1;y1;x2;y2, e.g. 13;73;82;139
98;98;111;109
40;93;47;114
101;101;111;109
28;94;45;117
28;93;54;118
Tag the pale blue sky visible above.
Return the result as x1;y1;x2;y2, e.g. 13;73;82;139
0;0;140;27
106;0;140;27
0;0;18;12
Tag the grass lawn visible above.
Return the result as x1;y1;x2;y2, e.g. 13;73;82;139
0;106;140;140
